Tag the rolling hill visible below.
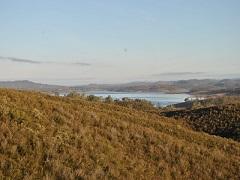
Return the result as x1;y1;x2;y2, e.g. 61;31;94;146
0;89;240;179
0;80;68;92
169;96;240;109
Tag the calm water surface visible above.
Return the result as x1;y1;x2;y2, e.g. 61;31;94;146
86;91;190;107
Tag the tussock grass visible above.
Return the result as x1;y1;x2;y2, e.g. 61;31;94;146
0;89;240;179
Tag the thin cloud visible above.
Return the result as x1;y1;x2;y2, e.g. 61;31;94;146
71;62;91;66
0;56;91;66
153;72;205;76
0;56;41;64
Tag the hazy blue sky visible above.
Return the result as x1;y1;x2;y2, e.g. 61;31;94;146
0;0;240;85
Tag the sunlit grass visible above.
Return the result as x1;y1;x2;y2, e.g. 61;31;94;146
0;89;239;179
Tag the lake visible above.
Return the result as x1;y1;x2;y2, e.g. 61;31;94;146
86;91;190;107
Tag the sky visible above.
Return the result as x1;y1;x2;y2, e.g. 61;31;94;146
0;0;240;85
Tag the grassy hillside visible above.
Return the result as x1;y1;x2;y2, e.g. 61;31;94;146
0;89;240;179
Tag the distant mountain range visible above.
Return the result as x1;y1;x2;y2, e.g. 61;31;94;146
0;80;68;92
0;79;240;95
73;79;240;95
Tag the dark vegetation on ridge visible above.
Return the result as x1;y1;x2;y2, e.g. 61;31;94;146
162;104;240;142
161;96;240;141
0;89;240;179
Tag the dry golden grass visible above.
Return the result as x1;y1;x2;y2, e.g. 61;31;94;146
0;89;240;179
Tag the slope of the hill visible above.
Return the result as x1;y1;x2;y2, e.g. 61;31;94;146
162;104;240;141
0;89;240;179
